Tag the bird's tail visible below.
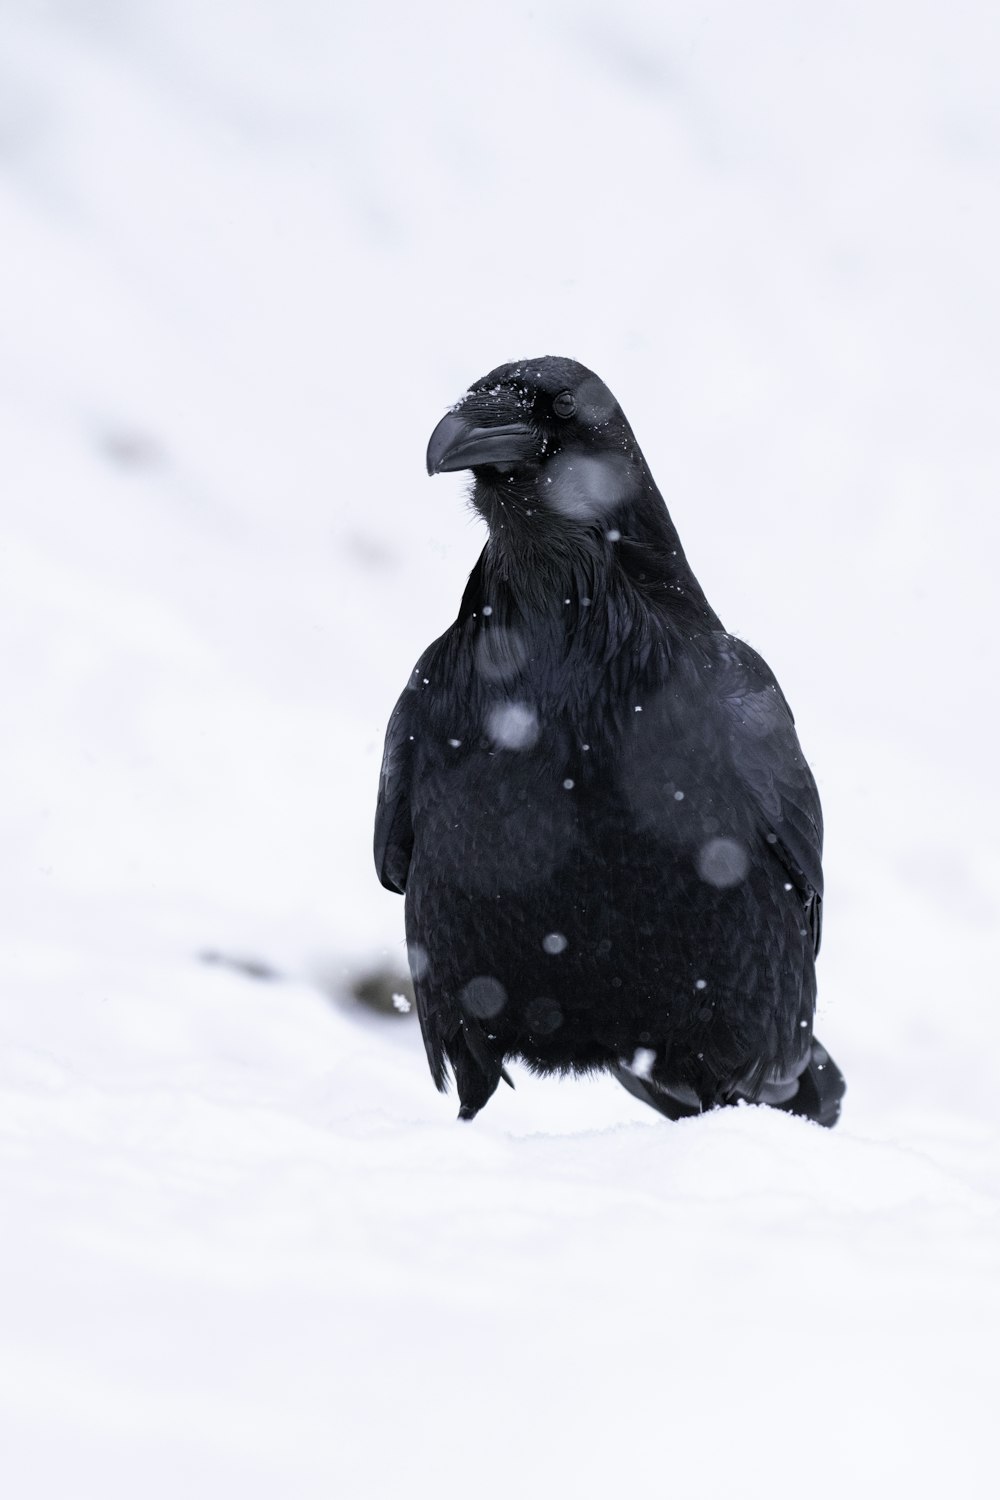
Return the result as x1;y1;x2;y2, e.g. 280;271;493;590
450;1015;514;1121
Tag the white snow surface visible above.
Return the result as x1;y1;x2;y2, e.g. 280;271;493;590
2;2;999;1495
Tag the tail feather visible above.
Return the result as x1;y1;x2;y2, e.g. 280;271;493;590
451;1015;509;1121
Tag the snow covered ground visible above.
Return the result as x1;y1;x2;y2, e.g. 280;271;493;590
2;2;998;1494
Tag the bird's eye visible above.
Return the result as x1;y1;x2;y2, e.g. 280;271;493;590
552;391;577;419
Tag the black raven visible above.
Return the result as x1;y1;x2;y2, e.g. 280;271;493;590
375;357;845;1127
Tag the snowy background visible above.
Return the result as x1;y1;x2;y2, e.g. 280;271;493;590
2;1;999;1494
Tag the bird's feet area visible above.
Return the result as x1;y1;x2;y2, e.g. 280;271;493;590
769;1040;845;1129
612;1039;846;1128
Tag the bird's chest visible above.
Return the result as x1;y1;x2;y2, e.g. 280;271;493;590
409;610;745;882
408;720;584;895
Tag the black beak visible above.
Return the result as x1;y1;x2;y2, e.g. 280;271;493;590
426;409;542;475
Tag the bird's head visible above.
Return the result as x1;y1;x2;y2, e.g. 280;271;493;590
426;356;715;623
426;357;645;532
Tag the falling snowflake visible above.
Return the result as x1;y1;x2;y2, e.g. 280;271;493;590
459;975;507;1018
629;1047;656;1079
486;701;539;750
406;942;429;979
696;837;749;888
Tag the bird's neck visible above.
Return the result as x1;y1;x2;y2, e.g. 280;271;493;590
464;467;721;636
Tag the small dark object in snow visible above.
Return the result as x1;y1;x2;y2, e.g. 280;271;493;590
375;357;845;1127
350;966;416;1018
199;949;282;982
101;429;164;470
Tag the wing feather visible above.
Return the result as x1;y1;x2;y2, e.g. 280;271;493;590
716;636;824;954
374;681;419;894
